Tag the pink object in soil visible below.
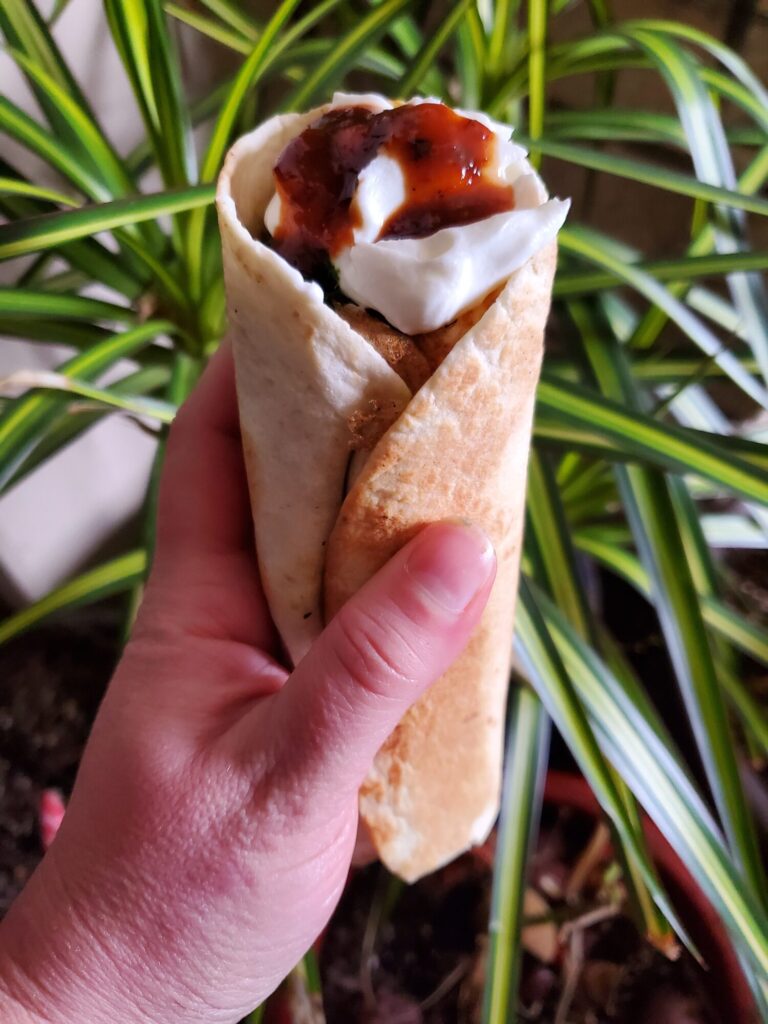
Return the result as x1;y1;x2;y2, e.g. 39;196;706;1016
39;789;66;850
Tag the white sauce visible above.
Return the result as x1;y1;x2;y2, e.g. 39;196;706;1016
264;93;569;334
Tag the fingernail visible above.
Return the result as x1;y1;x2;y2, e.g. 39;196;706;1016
405;522;496;614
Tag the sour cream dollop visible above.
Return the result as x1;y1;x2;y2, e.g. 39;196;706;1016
264;94;569;335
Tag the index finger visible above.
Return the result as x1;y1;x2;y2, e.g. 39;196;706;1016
150;342;275;651
155;341;249;560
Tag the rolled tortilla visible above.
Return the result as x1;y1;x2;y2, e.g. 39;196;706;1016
217;101;557;881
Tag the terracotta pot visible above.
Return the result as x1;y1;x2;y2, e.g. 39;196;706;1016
544;771;756;1024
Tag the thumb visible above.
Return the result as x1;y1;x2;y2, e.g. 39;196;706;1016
266;521;496;813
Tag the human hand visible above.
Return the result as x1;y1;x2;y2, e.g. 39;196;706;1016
0;344;496;1024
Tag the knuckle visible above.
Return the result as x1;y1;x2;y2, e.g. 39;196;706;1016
331;603;419;702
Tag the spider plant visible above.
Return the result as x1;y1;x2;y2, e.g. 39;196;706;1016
1;0;767;1018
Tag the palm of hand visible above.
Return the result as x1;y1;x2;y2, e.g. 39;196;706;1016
0;346;494;1024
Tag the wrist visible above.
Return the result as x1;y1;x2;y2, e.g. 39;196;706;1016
0;854;131;1024
0;902;50;1024
0;962;47;1024
0;966;42;1024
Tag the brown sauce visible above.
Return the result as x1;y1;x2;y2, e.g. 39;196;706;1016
270;103;515;281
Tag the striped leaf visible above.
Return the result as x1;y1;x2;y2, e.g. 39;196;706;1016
515;581;694;950
0;370;176;425
0;187;214;261
397;0;473;97
555;250;768;298
529;135;768;216
5;364;173;492
0;551;147;645
536;375;768;502
285;0;411;111
0;321;173;490
562;226;768;409
531;590;768;980
105;0;195;188
579;317;767;905
619;26;768;388
482;687;549;1023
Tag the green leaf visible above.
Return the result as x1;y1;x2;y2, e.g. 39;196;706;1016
703;601;768;668
455;6;485;109
105;0;196;188
163;2;250;54
701;68;768;134
0;167;146;298
626;19;768;120
580;319;767;905
0;186;214;261
544;108;762;148
572;531;768;748
47;0;73;26
487;0;520;80
0;320;173;491
5;364;173;492
185;0;304;298
629;146;768;352
532;589;768;979
719;666;768;760
526;0;547;165
2;51;164;263
528;135;768;216
631;355;760;385
527;451;592;636
196;0;259;41
0;0;104;151
0;177;76;206
285;0;411;112
515;580;693;950
0;320;111;349
482;687;549;1023
9;50;140;202
526;451;674;947
555;250;768;298
397;0;473;97
561;227;768;410
0;97;106;201
573;528;768;658
0;370;176;425
619;26;768;389
536;375;768;503
201;0;303;183
0;289;133;322
0;551;147;645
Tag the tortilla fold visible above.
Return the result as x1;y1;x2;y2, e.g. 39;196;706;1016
216;102;557;882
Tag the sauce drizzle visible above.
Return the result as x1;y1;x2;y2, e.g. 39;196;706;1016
270;103;515;281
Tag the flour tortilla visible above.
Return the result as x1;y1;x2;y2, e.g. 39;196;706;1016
217;100;556;881
217;111;409;663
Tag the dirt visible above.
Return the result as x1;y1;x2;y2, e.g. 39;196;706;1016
0;602;120;914
320;808;717;1024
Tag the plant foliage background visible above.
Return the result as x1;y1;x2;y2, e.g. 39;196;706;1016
1;0;767;1019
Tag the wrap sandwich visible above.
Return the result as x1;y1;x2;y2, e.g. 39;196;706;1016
216;93;568;882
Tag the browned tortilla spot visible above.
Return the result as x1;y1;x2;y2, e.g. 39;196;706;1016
414;285;504;371
347;399;403;450
338;286;505;400
336;303;431;392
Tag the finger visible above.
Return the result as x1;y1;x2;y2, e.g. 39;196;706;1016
261;522;496;811
149;343;275;651
155;342;249;561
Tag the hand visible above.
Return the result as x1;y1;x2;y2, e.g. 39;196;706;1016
0;344;495;1024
